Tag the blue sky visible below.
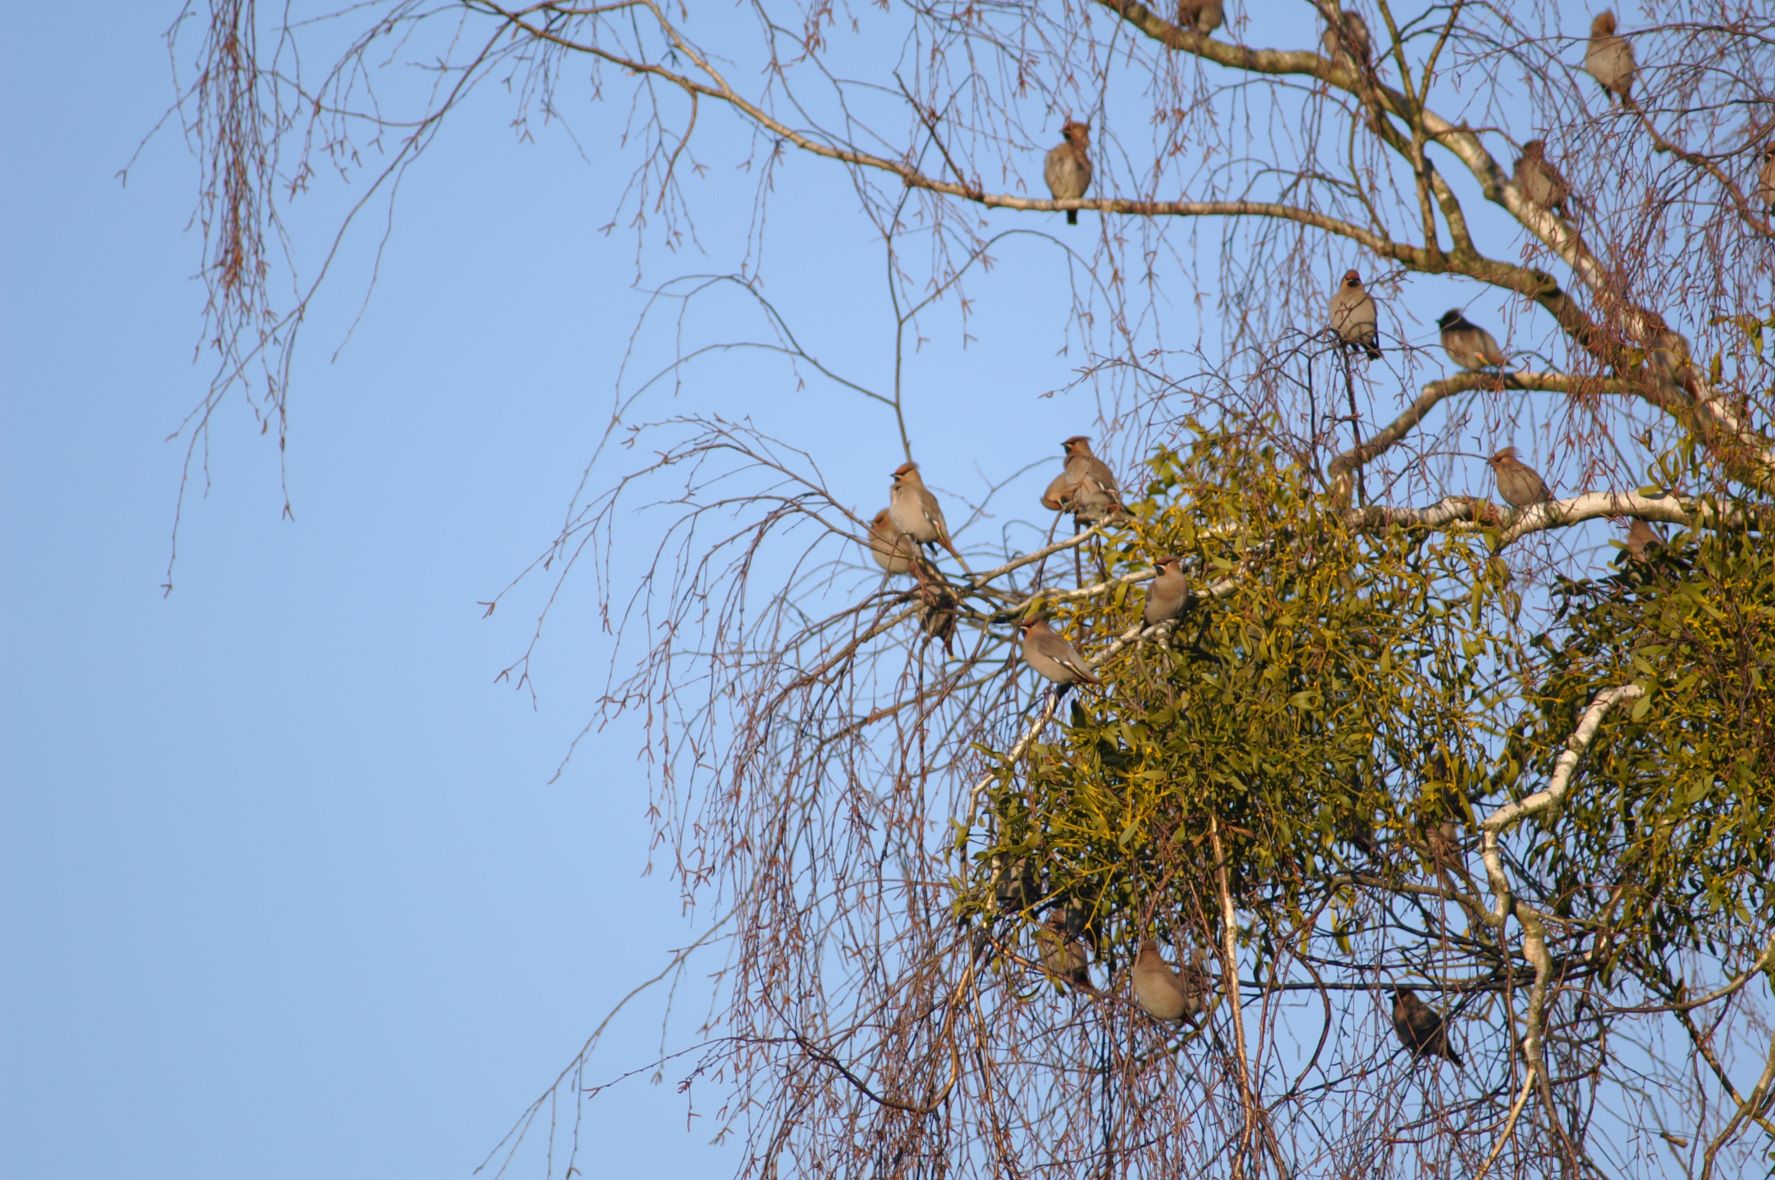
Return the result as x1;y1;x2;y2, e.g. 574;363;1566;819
1;2;1706;1177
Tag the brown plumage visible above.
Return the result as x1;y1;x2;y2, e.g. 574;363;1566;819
1019;617;1100;687
1391;987;1462;1067
1037;911;1098;995
1132;939;1207;1024
1321;9;1371;68
1515;140;1574;218
1329;269;1381;360
866;508;916;575
1436;310;1507;371
1044;120;1093;226
1143;557;1192;627
1584;11;1634;104
888;462;965;562
1487;447;1553;509
1626;518;1661;562
1041;435;1123;524
1756;143;1775;215
1176;0;1223;36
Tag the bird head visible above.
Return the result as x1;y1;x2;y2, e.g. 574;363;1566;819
1592;10;1615;34
1061;434;1092;456
1341;269;1363;289
1436;309;1466;330
1487;447;1518;469
891;461;920;485
1521;138;1545;158
1061;119;1090;147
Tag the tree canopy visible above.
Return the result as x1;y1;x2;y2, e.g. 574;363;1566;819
173;1;1775;1177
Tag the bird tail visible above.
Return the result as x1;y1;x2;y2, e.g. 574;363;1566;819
1066;209;1079;225
1363;341;1383;361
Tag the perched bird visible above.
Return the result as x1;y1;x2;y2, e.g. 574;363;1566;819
1019;617;1101;687
1176;0;1223;36
1133;939;1207;1024
888;462;965;562
1755;143;1775;215
1044;120;1093;226
1143;557;1192;627
1584;11;1635;105
1514;140;1574;218
1436;310;1508;371
1626;518;1662;562
1321;9;1372;68
1037;911;1098;995
866;508;916;575
1487;447;1553;509
1329;269;1382;360
1391;987;1462;1067
1041;435;1123;524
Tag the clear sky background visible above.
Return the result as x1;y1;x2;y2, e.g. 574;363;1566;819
1;3;1666;1178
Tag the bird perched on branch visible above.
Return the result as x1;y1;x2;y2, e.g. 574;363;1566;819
1625;518;1662;563
1321;9;1371;69
1486;447;1553;509
1041;435;1123;525
1019;617;1100;688
1584;11;1635;105
1044;120;1093;226
1329;269;1382;360
1176;0;1223;36
888;462;965;562
1436;310;1508;371
866;508;916;575
1756;143;1775;215
1390;987;1462;1066
1514;140;1574;219
1143;557;1192;627
1037;911;1099;995
1133;940;1208;1024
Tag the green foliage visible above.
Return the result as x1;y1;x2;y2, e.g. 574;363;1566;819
967;421;1525;957
1512;523;1775;974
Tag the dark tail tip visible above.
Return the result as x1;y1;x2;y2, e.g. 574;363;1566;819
1066;210;1079;225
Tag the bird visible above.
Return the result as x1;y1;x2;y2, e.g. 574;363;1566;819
1044;120;1093;226
1514;140;1574;218
1329;269;1382;360
1321;9;1372;69
1019;617;1101;687
1756;143;1775;215
1626;518;1661;562
1132;939;1207;1024
1176;0;1223;36
1436;310;1508;371
866;508;916;575
1143;557;1192;627
1041;436;1123;524
1584;11;1635;105
1486;447;1553;509
888;462;965;562
1037;911;1098;995
1390;987;1462;1067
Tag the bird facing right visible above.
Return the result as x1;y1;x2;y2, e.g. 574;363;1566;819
1391;987;1463;1067
1133;939;1207;1024
1044;120;1093;226
1328;269;1382;360
1584;11;1635;104
1487;447;1553;510
1436;310;1507;371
